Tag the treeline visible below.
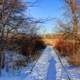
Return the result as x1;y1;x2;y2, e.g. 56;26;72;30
4;33;46;69
6;33;46;57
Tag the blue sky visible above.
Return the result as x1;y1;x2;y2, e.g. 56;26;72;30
27;0;65;34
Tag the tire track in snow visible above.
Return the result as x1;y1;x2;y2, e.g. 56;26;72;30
50;47;62;80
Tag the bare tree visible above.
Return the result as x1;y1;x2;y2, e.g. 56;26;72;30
55;0;80;67
0;0;27;74
65;0;80;33
0;0;41;73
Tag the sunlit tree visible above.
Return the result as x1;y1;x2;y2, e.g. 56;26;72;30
65;0;80;33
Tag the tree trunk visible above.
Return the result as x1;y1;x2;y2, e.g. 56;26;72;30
70;0;78;33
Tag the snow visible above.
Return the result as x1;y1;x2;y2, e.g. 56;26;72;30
25;46;56;80
46;58;56;80
50;47;62;80
61;57;80;80
54;49;80;80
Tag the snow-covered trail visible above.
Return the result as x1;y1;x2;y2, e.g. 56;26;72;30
25;46;56;80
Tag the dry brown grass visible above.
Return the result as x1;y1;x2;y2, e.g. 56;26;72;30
54;34;80;66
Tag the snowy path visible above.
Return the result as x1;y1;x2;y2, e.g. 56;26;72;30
25;46;56;80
